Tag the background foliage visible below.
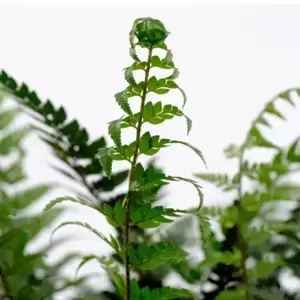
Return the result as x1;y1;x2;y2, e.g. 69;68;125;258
0;17;300;300
0;92;86;299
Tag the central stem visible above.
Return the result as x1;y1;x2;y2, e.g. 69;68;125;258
124;46;153;300
236;153;250;300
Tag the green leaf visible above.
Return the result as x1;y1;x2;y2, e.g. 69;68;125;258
76;256;125;294
164;80;177;88
257;115;272;128
115;90;133;115
131;164;169;192
130;188;159;205
104;201;126;227
112;142;136;161
60;119;79;137
87;137;106;153
168;67;180;80
129;241;188;270
124;67;137;86
10;185;50;212
132;61;147;70
100;170;129;191
279;90;295;106
16;82;29;98
151;55;162;67
76;255;99;276
178;87;187;107
143;102;184;125
44;196;99;213
134;18;168;46
102;258;126;295
0;69;8;82
250;258;284;279
198;212;212;245
195;172;237;191
130;46;140;62
0;228;22;248
28;91;41;105
130;279;196;300
223;143;241;159
143;101;154;121
287;137;300;162
108;118;122;148
133;163;145;184
246;126;279;149
0;108;20;130
73;128;89;146
248;287;286;300
98;147;114;178
164;50;173;65
265;102;286;120
50;221;113;248
199;206;225;217
121;113;139;128
131;203;183;228
184;115;192;135
139;132;170;155
54;106;67;125
126;83;144;98
216;289;246;300
147;76;174;94
153;101;163;114
0;127;30;155
0;161;25;184
3;76;17;90
151;54;174;70
147;76;158;91
170;140;206;167
169;176;204;211
41;99;55;116
154;41;168;50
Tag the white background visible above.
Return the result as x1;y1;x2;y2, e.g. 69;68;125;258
1;3;300;299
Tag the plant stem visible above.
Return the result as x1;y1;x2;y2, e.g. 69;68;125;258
124;46;153;300
236;153;250;300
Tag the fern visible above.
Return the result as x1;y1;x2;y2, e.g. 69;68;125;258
98;18;206;299
0;70;128;202
44;196;99;213
1;17;299;300
0;93;72;299
198;212;212;245
129;241;188;270
195;88;300;300
20;17;206;300
195;172;238;191
130;280;196;300
222;88;300;300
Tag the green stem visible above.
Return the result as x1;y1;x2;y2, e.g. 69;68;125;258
236;152;250;300
123;46;153;300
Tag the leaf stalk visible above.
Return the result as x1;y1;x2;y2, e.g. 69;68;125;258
124;46;153;300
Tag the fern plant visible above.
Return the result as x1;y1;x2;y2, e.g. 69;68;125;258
154;89;300;300
0;72;171;298
0;73;129;204
0;58;177;299
29;17;206;300
97;17;208;300
1;16;299;300
191;89;300;299
0;92;84;299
